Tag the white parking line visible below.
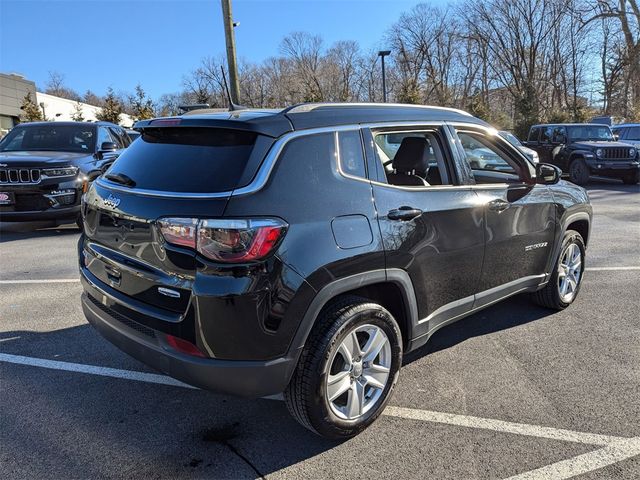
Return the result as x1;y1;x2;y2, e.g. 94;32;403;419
0;279;79;284
586;266;640;271
1;352;638;478
506;437;640;480
383;406;622;446
0;352;195;389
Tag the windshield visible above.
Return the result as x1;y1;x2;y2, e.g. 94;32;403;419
0;124;97;153
500;131;522;147
568;125;614;142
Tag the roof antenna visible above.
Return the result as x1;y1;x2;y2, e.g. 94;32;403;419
220;66;245;111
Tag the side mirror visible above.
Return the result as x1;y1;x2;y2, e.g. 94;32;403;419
536;163;561;185
99;141;118;152
613;133;620;141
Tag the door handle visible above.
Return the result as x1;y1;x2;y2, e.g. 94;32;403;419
488;199;510;212
388;206;423;221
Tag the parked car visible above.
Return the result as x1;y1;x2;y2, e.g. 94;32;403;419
0;121;130;225
524;123;640;185
126;129;141;142
499;130;539;164
611;123;640;149
79;104;592;439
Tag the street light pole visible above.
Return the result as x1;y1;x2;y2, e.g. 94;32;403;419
220;0;240;104
378;50;391;103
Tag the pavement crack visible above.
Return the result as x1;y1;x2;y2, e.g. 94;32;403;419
222;440;265;479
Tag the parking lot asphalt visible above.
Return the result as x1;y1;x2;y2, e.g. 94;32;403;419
1;179;639;479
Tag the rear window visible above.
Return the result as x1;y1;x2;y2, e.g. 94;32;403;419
105;127;260;193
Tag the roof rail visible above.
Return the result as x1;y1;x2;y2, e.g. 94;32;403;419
282;102;473;116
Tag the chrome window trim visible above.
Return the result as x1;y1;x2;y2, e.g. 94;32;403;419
94;120;501;199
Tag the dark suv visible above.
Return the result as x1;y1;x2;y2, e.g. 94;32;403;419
79;104;592;439
0;121;130;223
525;123;640;185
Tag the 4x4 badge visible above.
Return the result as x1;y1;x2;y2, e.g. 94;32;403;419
103;194;121;209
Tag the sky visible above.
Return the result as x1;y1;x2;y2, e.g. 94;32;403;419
0;0;439;100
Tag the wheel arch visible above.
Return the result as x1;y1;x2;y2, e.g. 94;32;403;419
290;269;419;353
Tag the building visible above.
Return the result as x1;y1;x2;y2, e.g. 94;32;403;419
35;92;133;127
1;73;36;133
0;72;134;138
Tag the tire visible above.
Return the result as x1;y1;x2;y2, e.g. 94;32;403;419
76;216;84;231
622;172;640;185
568;159;590;185
284;296;403;440
532;230;585;310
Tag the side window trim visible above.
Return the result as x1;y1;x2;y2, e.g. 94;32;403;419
334;129;368;180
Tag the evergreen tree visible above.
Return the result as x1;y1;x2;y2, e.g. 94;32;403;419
71;101;85;122
131;84;155;121
20;92;44;122
95;87;123;124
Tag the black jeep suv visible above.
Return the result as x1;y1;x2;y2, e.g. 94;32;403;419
525;123;640;185
79;104;592;439
0;121;130;223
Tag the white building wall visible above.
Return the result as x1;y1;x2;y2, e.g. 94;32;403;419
35;92;134;127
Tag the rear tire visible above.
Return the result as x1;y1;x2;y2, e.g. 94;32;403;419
532;230;585;310
622;172;640;185
568;159;590;185
284;296;402;440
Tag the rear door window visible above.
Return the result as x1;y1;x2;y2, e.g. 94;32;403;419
105;127;261;193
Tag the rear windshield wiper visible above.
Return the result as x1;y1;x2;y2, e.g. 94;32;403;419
104;172;136;187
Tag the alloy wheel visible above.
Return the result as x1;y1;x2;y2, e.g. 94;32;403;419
325;324;392;420
557;242;582;303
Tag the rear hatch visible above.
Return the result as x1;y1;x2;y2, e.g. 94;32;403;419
81;125;273;314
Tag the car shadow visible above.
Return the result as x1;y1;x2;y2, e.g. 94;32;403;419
0;325;338;478
0;221;79;243
0;294;555;477
403;294;552;365
585;177;640;194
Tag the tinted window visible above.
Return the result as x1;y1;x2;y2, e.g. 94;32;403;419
97;127;117;147
106;127;259;193
458;131;518;175
541;126;554;143
0;124;96;153
627;127;640;140
528;127;540;142
338;130;366;178
568;125;613;141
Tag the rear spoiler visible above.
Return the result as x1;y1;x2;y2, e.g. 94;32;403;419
133;113;293;138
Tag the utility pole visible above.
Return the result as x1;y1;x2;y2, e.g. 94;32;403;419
220;0;240;104
378;50;391;103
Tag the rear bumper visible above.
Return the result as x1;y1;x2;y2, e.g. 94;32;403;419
80;274;300;398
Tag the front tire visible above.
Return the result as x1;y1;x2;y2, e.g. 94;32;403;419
284;296;402;440
532;230;585;310
569;159;590;185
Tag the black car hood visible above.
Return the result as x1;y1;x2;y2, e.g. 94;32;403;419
0;150;90;167
571;141;633;149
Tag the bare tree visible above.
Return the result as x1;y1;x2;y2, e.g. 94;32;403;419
45;71;80;101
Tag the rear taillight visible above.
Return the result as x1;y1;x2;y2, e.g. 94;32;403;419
158;217;287;263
